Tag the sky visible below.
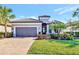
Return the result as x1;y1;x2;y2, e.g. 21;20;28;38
2;4;79;23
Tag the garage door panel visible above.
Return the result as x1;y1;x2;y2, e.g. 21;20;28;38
16;27;37;37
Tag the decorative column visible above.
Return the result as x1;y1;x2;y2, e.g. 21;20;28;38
47;25;49;34
13;27;16;37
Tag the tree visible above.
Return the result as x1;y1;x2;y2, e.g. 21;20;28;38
66;8;79;36
72;8;79;28
73;8;79;18
71;8;79;36
50;21;66;34
0;5;15;37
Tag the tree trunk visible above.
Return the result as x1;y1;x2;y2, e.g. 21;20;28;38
58;29;61;40
4;23;7;38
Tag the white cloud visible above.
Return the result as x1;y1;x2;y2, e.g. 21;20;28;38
54;5;79;15
54;8;64;12
58;6;78;15
10;16;37;21
19;16;37;19
27;16;37;19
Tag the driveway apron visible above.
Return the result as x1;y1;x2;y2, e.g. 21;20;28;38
0;38;35;55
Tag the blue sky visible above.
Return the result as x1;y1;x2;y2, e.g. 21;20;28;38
2;4;79;23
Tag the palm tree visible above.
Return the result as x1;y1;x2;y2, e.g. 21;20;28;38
72;8;79;27
0;5;15;37
73;8;79;18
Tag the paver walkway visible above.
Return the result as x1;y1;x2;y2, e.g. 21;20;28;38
0;37;35;55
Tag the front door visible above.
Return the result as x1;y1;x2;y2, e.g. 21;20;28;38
42;23;47;34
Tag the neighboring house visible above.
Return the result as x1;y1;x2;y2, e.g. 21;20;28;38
0;24;12;33
10;15;51;37
62;26;79;32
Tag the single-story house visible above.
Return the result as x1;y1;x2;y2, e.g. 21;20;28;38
10;15;51;37
62;26;79;32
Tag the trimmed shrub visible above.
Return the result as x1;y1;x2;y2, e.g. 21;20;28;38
0;32;12;38
75;32;79;37
66;35;74;40
37;34;50;40
0;32;4;38
66;32;79;37
50;33;74;40
60;33;74;40
50;34;60;39
7;32;13;38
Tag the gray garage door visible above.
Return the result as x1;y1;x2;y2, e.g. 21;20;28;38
16;27;37;37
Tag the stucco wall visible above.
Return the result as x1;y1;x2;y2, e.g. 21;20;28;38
0;25;12;32
39;17;49;23
11;23;42;37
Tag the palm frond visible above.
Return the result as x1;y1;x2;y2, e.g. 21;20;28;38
9;14;16;19
0;5;2;9
73;8;79;17
76;8;79;11
8;8;12;13
73;11;78;17
0;5;2;13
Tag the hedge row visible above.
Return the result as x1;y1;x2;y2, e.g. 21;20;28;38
50;33;74;40
66;32;79;37
0;32;12;38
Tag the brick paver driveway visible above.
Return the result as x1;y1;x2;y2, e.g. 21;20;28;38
0;37;35;55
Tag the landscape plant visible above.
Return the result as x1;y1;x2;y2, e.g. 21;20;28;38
0;5;15;37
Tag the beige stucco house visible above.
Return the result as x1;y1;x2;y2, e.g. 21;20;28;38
10;15;51;37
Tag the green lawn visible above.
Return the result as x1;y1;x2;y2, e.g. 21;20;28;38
27;39;79;55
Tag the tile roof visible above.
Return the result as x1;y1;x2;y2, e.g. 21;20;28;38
10;18;42;23
38;15;50;17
